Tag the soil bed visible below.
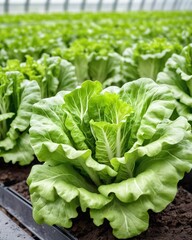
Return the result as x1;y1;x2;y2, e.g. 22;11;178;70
0;161;192;240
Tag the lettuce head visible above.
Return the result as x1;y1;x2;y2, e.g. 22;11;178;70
27;79;192;239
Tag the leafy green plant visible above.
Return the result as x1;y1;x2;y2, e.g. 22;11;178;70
27;79;192;239
4;55;78;98
0;55;78;165
123;38;181;81
0;12;191;67
157;43;192;122
0;71;40;164
61;39;123;85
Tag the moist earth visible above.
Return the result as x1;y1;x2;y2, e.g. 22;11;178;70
0;161;192;240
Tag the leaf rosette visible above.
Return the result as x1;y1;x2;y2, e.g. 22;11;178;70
157;43;192;122
122;38;181;81
28;79;192;239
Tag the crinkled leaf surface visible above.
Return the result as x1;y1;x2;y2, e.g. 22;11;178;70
28;79;192;239
88;52;122;84
0;132;34;165
157;43;192;121
0;71;41;164
28;163;112;227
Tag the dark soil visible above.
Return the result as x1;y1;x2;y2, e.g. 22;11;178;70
68;187;192;240
11;180;31;201
0;161;192;240
0;161;34;186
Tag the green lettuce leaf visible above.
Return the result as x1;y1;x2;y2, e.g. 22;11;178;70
5;55;78;98
0;71;41;164
28;79;192;239
157;43;192;121
123;38;181;81
28;163;112;227
0;54;78;165
88;52;123;86
0;132;34;165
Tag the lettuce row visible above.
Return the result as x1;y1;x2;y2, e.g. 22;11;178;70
28;79;192;239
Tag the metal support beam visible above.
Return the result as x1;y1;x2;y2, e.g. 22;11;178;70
127;0;133;10
151;0;156;10
4;0;9;13
97;0;103;11
161;0;166;10
172;0;178;10
112;0;119;11
25;0;30;12
63;0;69;11
139;0;146;10
45;0;50;12
81;0;86;11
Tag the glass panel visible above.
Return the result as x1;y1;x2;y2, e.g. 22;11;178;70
29;0;46;13
9;0;25;13
142;0;153;10
178;0;186;10
151;0;167;10
0;0;4;14
131;0;142;11
83;0;99;11
0;0;189;14
66;0;82;12
101;0;116;11
116;0;128;11
163;0;175;10
49;0;64;12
